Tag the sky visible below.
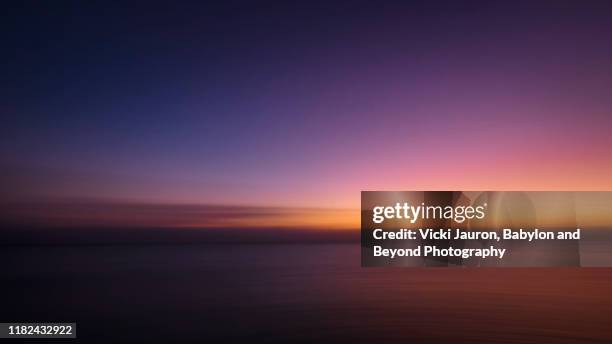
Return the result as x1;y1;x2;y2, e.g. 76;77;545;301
2;1;612;229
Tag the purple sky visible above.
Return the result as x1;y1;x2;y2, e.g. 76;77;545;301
2;1;612;216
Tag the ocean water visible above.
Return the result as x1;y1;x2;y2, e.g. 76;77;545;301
3;243;612;343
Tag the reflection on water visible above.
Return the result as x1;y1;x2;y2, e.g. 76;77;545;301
3;243;612;343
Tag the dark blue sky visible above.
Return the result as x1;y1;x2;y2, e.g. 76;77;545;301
3;1;612;208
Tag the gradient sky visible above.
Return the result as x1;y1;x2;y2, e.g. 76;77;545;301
2;1;612;228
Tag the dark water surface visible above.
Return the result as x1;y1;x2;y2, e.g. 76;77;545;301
3;244;612;343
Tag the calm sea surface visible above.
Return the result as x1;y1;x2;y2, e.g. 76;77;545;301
3;243;612;343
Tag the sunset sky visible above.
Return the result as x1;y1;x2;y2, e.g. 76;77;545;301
2;1;612;229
